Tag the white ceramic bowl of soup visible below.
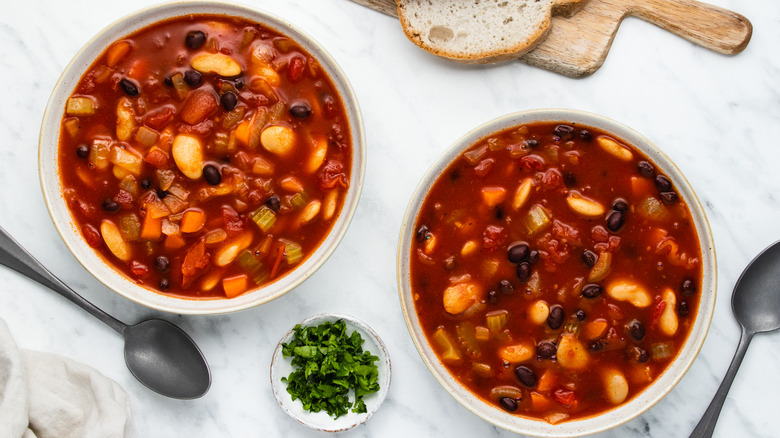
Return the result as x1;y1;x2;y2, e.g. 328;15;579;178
39;1;365;314
397;109;716;436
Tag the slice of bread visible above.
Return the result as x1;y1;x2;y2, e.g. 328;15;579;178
397;0;587;64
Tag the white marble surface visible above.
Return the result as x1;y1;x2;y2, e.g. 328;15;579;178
1;0;778;436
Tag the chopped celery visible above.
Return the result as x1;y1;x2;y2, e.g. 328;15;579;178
456;321;481;358
463;145;488;165
237;250;268;284
289;192;308;209
250;206;277;232
486;310;508;334
563;316;582;336
651;342;673;360
283;240;304;265
433;326;461;363
135;125;159;147
118;213;141;242
525;204;551;236
171;73;188;100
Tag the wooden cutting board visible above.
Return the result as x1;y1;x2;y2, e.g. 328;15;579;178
349;0;752;77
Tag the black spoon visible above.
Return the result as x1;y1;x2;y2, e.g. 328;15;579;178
690;240;780;437
0;226;211;399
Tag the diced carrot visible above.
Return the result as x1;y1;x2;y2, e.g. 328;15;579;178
536;370;559;393
270;243;285;278
164;234;186;251
145;147;172;169
530;392;554;412
140;215;162;240
180;209;206;233
235;121;250;146
582;318;609;341
106;41;132;67
222;274;249;298
481;186;507;207
127;58;150;81
630;176;654;198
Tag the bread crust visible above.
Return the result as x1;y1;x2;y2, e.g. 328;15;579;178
396;0;587;64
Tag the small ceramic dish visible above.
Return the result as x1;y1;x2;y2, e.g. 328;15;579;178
397;109;717;436
270;313;391;432
38;1;365;314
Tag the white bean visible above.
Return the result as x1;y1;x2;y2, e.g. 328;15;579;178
603;368;629;404
528;300;550;325
659;288;679;336
172;135;204;180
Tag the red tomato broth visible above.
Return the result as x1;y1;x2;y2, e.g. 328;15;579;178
409;122;702;423
58;15;352;299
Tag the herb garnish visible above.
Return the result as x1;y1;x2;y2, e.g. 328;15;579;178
281;320;380;418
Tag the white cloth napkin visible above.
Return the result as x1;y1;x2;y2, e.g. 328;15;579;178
0;318;131;438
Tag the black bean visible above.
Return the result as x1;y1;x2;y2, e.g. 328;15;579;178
102;199;120;212
140;179;152;190
606;210;625;232
660;191;679;205
154;256;170;273
203;164;221;185
627;319;645;341
563;172;577;188
499;279;514;295
184;70;202;87
536;341;557;359
220;91;238;111
159;278;170;291
582;284;602;299
548;305;564;329
514;366;537;387
508;243;529;263
524;139;539;149
119;78;139;96
579;129;593;142
655;174;673;192
487;290;499;304
516;262;531;282
76;144;89;158
185;30;207;50
582;250;597;268
266;195;281;213
157;189;169;199
499;397;518;412
638;161;654;178
415;225;430;243
575;309;587;321
164;75;174;87
553;124;575;141
589;340;604;352
678;300;690;317
527;250;539;265
680;277;697;296
290;102;312;119
612;198;629;211
631;346;650;363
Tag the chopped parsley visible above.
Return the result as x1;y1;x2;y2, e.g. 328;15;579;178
281;320;380;418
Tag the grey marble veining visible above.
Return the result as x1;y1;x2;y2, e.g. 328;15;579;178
1;0;778;436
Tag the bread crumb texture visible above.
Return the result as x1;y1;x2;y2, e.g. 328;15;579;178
398;0;584;63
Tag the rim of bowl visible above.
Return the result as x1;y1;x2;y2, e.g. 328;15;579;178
38;0;366;314
396;109;716;437
269;313;392;432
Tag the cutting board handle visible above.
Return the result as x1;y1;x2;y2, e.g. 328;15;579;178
629;0;752;54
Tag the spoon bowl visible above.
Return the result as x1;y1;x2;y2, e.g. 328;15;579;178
124;319;211;399
732;241;780;333
0;226;211;399
691;240;780;437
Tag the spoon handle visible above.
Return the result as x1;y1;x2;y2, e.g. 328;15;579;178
0;226;125;334
690;327;754;438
